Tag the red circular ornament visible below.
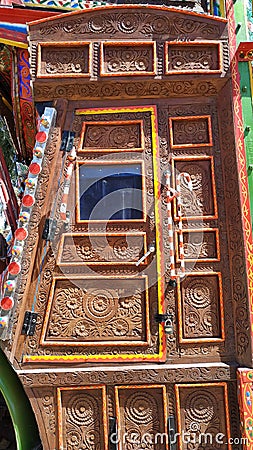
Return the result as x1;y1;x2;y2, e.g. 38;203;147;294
35;131;47;143
29;163;41;175
14;227;28;241
22;194;35;207
1;297;14;311
8;261;21;275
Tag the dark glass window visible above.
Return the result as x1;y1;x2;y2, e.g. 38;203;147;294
79;164;143;220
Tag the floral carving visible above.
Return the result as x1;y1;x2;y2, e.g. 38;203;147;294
167;44;220;72
180;230;218;261
45;279;145;342
180;275;222;340
39;46;89;77
82;122;142;150
171;117;211;146
103;45;154;74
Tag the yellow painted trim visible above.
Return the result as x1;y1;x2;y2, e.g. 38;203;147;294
0;38;27;49
24;105;165;363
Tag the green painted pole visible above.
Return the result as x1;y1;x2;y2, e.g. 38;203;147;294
0;349;41;450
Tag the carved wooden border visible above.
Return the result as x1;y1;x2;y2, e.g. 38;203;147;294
169;115;213;149
171;155;218;221
56;231;148;266
175;382;232;450
37;41;92;78
75;159;146;223
100;41;157;77
39;275;151;347
165;41;222;75
115;384;168;450
78;119;145;153
57;385;108;450
177;271;225;344
175;228;220;263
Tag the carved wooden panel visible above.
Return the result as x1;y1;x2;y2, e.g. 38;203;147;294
100;42;156;76
175;383;231;450
41;276;150;346
115;385;168;450
57;386;108;450
177;272;224;343
79;120;144;152
175;229;220;262
169;115;213;148
57;232;147;265
172;156;218;220
165;41;222;74
37;42;91;78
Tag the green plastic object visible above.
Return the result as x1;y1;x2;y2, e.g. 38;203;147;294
0;349;41;450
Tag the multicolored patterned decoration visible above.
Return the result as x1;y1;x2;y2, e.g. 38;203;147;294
23;0;115;9
238;369;253;448
0;107;56;340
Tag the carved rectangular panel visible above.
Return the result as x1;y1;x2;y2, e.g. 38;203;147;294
37;42;91;78
165;41;222;74
177;272;224;343
169;115;213;148
115;385;168;450
172;156;218;220
57;232;147;266
175;229;220;262
175;383;231;450
79;120;144;152
57;386;108;450
40;276;150;346
100;42;156;76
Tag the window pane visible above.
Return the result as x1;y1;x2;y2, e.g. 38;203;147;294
79;164;143;220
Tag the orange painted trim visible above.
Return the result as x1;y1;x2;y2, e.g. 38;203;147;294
175;228;220;263
39;275;151;347
56;231;148;266
57;385;108;450
78;119;145;153
171;155;218;221
100;41;157;77
28;4;228;26
169;115;213;149
75;159;146;223
177;272;225;343
37;41;92;78
165;41;222;75
175;382;232;450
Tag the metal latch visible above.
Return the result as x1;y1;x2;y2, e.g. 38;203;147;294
135;243;156;266
21;311;38;336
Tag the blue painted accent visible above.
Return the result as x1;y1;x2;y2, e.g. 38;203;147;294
0;22;27;34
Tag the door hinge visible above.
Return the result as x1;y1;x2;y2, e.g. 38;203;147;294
21;311;38;336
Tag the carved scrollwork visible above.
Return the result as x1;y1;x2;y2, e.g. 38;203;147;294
102;44;154;74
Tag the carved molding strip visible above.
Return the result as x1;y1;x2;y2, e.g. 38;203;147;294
165;41;222;74
18;365;236;387
34;80;219;101
35;9;224;40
